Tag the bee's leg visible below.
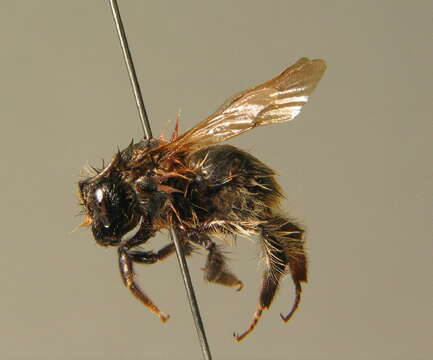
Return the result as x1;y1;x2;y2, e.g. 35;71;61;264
118;230;170;323
233;217;306;341
128;242;195;264
233;232;286;342
189;233;243;290
265;218;306;322
203;242;244;290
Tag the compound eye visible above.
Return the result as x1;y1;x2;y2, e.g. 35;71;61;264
95;188;104;203
93;187;111;228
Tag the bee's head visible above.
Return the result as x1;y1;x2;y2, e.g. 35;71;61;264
78;155;140;246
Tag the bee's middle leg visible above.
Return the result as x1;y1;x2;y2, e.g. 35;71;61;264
128;242;195;264
188;233;243;291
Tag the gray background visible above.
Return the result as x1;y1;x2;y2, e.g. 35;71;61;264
1;1;432;359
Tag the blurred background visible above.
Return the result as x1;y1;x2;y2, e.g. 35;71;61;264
0;1;431;359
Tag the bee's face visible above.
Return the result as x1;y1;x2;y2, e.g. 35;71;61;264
79;176;139;246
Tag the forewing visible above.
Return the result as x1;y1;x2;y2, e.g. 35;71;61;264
158;57;326;155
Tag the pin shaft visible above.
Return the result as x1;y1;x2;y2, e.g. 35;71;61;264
170;228;212;360
109;0;152;140
108;1;212;359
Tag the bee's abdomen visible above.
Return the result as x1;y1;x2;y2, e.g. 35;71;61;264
186;145;283;221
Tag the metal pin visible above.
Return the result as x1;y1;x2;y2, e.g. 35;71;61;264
108;1;212;359
109;0;152;140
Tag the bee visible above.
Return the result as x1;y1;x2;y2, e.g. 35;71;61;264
78;57;326;341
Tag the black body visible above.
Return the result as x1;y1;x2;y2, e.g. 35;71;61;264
79;141;306;341
77;57;326;341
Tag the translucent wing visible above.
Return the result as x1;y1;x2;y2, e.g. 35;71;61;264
156;57;326;156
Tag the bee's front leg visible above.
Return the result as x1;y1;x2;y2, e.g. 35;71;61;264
117;227;170;323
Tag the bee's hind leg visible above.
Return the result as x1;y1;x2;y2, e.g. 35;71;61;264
233;217;306;341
